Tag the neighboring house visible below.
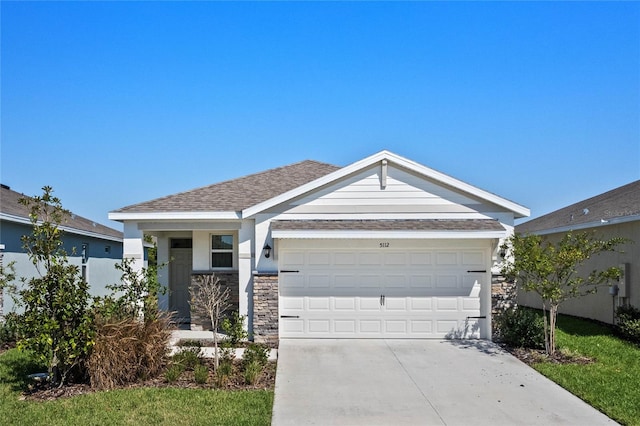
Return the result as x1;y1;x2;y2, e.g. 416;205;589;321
109;150;529;342
0;184;124;318
516;180;640;324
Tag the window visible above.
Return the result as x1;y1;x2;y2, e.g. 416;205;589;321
211;234;233;268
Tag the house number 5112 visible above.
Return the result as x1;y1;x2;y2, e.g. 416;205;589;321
379;242;390;248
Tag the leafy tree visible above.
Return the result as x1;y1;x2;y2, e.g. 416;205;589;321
190;275;231;368
501;231;626;355
0;259;17;322
18;186;94;386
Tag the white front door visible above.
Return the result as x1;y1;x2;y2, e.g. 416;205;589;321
278;239;490;339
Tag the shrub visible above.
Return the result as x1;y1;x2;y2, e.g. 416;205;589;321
193;364;209;384
165;363;184;383
242;343;268;367
87;316;172;390
495;307;545;349
0;313;21;347
215;359;233;387
172;345;202;369
616;305;640;344
243;360;262;385
221;312;248;345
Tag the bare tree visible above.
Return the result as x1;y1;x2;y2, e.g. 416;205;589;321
190;275;231;368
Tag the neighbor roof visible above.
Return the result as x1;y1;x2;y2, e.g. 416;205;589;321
517;180;640;235
112;160;341;214
0;185;123;241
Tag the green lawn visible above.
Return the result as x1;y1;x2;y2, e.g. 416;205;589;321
0;349;273;426
531;314;640;426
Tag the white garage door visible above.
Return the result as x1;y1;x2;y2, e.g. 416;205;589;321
278;240;489;339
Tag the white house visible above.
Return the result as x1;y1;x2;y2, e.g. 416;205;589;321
109;150;529;342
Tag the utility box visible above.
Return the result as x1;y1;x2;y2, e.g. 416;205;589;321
618;263;630;298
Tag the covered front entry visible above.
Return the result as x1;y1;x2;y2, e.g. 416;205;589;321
278;239;491;339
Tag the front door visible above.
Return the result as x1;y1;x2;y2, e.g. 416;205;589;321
169;239;193;324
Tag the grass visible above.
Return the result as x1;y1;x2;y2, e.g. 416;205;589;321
0;348;274;426
530;314;640;425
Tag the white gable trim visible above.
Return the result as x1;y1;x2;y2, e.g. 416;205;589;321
1;213;123;243
242;150;530;219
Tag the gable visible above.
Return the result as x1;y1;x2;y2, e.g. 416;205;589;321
268;164;508;217
243;150;529;219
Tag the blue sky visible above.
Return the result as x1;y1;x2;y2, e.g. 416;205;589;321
2;1;638;230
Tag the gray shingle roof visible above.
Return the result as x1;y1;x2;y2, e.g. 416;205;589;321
113;160;341;213
517;180;640;234
272;219;505;232
1;185;123;240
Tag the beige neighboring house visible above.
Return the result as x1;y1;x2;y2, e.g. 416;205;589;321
516;180;640;324
109;150;529;342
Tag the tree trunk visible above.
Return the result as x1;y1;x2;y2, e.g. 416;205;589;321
549;304;558;356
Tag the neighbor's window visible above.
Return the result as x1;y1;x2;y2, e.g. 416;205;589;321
211;234;234;268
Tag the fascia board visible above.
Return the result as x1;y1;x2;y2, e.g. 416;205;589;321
1;213;123;243
243;149;530;219
271;229;507;239
108;211;241;221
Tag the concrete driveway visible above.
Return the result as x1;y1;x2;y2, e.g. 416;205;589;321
271;339;616;426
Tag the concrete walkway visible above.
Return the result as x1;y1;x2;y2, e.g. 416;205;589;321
272;339;617;426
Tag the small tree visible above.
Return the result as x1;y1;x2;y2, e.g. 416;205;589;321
190;275;231;368
501;231;626;356
18;186;94;386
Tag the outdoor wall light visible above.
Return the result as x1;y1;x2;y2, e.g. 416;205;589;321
263;243;272;259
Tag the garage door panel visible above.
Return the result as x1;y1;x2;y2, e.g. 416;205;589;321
281;318;305;334
435;275;458;288
435;298;459;311
358;275;382;288
308;320;330;333
384;253;406;265
280;297;304;310
410;252;432;265
308;252;331;265
410;298;432;311
308;297;330;311
385;297;407;311
385;320;407;333
359;320;382;333
359;298;382;311
308;275;331;288
334;297;356;311
462;251;484;265
436;252;458;265
335;275;356;288
335;320;356;333
359;253;382;265
384;275;407;287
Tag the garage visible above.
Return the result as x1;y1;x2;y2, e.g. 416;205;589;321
276;237;493;339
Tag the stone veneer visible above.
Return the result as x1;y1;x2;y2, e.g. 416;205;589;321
189;271;239;331
491;273;517;338
252;272;279;344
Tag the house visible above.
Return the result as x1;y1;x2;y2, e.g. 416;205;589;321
0;184;124;318
516;180;640;324
109;150;529;342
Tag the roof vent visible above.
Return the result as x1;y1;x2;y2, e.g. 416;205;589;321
0;184;10;190
583;208;590;215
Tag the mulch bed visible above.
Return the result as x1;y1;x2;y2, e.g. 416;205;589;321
21;359;277;402
501;345;594;366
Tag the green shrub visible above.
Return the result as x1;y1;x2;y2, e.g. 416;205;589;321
495;307;545;349
242;343;268;367
215;359;233;387
0;313;21;346
243;360;262;385
165;363;184;383
221;312;248;345
193;364;209;384
616;305;640;344
172;344;202;369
